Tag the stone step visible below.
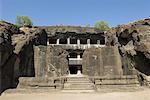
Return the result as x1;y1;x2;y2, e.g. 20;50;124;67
93;75;138;79
95;79;140;85
63;88;94;90
66;76;88;78
64;84;94;88
63;85;95;89
96;84;141;88
63;76;95;91
66;80;92;83
18;82;62;88
67;78;90;81
96;86;145;92
64;82;93;85
65;80;93;83
66;77;93;83
66;80;91;82
61;89;95;93
3;88;60;94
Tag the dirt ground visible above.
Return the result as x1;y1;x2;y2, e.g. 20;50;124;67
1;89;150;100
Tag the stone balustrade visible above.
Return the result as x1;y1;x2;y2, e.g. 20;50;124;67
68;58;82;65
47;44;105;49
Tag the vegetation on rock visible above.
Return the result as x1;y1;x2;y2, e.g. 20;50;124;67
16;16;33;27
94;20;110;31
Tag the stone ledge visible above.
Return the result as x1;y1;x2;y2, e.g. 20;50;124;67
18;77;63;89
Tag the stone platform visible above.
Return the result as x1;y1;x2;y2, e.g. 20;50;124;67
3;75;144;94
62;75;95;92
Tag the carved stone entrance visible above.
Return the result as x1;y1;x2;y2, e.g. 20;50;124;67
68;51;83;76
69;65;82;74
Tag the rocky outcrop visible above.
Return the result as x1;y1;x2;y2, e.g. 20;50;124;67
1;18;150;93
41;26;101;37
0;21;47;94
106;18;150;77
0;21;19;68
0;21;19;93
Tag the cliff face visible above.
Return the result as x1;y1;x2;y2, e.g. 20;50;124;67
0;21;47;93
0;18;150;93
0;21;19;93
0;21;18;68
106;18;150;75
41;26;101;36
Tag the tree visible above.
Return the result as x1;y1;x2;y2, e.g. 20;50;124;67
94;20;110;31
16;16;33;27
85;24;90;27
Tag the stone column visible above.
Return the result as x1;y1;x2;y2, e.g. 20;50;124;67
97;40;100;45
77;54;82;75
87;39;90;44
87;39;90;48
104;37;107;45
56;39;60;45
34;46;40;77
77;54;81;59
34;46;47;77
77;39;80;45
67;38;70;45
47;40;49;45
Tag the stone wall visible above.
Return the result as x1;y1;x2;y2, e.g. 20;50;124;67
82;46;123;76
34;45;68;78
46;45;68;77
34;45;47;77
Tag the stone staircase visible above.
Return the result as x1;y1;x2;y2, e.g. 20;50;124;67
94;75;144;92
62;75;96;92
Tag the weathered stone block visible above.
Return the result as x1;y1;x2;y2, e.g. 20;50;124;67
82;46;123;76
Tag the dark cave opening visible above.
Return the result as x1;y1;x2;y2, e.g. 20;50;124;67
69;65;82;74
134;51;150;75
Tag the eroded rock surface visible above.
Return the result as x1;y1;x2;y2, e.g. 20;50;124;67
0;18;150;93
106;18;150;77
0;21;47;93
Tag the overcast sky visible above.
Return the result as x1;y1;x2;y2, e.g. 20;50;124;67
1;0;150;27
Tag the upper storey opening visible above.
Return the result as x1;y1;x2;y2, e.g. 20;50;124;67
42;26;106;49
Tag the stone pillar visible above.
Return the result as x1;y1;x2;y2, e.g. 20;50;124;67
104;37;107;45
68;70;71;75
34;46;47;77
87;39;90;48
87;39;90;44
34;46;40;77
77;39;80;45
77;54;82;75
97;40;100;45
47;40;49;45
77;70;82;75
77;54;81;59
56;39;60;45
67;38;70;45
